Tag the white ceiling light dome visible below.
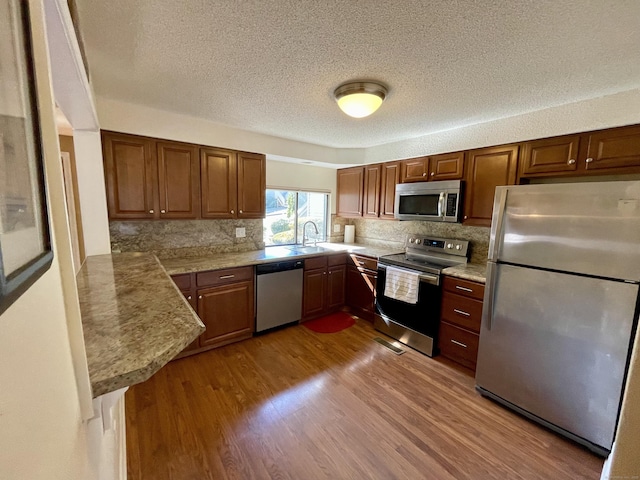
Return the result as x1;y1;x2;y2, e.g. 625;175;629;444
334;81;388;118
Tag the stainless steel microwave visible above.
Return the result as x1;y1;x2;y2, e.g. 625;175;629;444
394;180;463;222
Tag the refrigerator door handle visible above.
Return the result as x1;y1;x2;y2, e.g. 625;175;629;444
488;188;509;261
482;262;497;330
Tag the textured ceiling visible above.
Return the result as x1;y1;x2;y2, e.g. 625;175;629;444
75;0;640;149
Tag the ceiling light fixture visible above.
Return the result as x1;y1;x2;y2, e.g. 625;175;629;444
334;81;388;118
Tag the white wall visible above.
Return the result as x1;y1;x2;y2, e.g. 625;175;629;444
0;1;96;478
266;160;337;212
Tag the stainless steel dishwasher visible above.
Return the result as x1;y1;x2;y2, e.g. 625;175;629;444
255;259;304;332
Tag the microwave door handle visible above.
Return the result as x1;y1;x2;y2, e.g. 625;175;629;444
438;192;445;217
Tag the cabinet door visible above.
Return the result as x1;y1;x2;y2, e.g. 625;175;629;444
303;269;326;318
337;167;364;217
428;152;464;181
584;125;640;172
400;157;429;182
519;135;580;177
157;141;200;219
362;164;382;218
200;148;237;219
197;280;254;348
327;264;346;310
237;152;266;218
102;131;156;219
379;161;400;219
464;145;519;227
346;265;376;320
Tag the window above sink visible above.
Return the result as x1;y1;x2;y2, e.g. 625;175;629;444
264;189;329;247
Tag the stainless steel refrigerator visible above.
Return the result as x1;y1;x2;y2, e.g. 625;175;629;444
475;181;640;456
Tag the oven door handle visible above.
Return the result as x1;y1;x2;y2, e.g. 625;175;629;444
378;264;440;286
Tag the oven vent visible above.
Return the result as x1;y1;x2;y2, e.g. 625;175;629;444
373;337;405;355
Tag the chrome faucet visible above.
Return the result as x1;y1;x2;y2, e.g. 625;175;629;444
302;221;319;247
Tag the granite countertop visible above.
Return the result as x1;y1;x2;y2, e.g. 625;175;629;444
441;263;487;283
76;253;205;397
160;243;403;275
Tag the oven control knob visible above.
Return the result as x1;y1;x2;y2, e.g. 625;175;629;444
455;245;462;250
446;243;453;249
415;239;421;244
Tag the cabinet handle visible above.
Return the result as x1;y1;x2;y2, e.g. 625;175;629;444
187;295;192;300
586;157;593;163
219;274;235;279
463;215;468;220
230;210;235;214
198;295;202;299
239;210;243;213
161;209;166;213
567;159;576;165
422;172;427;176
451;339;468;348
430;172;435;176
149;209;154;214
455;285;473;293
453;309;471;317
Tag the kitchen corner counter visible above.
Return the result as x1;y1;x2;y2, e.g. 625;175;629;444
76;253;205;398
160;243;403;275
441;263;487;284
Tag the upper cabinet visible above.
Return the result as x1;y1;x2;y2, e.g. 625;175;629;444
400;157;429;182
337;166;364;217
428;152;465;181
380;161;400;219
237;152;266;219
363;164;382;218
103;131;265;220
464;144;519;227
103;132;157;219
519;125;640;179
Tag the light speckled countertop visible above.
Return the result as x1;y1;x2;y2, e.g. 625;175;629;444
160;243;404;275
441;263;487;283
76;253;205;397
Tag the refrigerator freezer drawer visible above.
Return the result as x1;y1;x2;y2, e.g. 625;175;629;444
476;263;638;451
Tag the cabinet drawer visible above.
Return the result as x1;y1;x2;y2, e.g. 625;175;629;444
438;322;479;371
305;256;327;270
440;292;483;333
171;273;192;290
196;266;253;287
443;276;485;300
348;253;377;272
327;253;347;266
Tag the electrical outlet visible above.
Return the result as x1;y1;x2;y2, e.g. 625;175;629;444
235;227;246;238
333;224;341;232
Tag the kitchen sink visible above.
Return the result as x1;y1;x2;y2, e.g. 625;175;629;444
284;245;328;254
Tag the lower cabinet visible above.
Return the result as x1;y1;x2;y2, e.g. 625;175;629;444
345;254;378;321
302;254;346;320
438;276;485;372
170;266;254;358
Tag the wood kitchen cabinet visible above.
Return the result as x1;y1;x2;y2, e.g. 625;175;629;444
363;164;382;218
438;276;485;372
170;267;254;358
200;148;266;219
337;166;365;217
519;125;640;179
196;266;254;349
345;253;378;321
428;151;465;181
302;254;346;320
463;144;519;227
400;156;429;182
380;161;400;219
103;132;200;219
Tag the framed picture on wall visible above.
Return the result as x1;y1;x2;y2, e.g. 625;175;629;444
0;0;53;315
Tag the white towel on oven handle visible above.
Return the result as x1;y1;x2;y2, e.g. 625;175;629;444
384;266;420;304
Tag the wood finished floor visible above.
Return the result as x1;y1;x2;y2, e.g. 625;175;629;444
126;319;603;480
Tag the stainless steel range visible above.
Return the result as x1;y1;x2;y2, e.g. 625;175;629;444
375;235;469;356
